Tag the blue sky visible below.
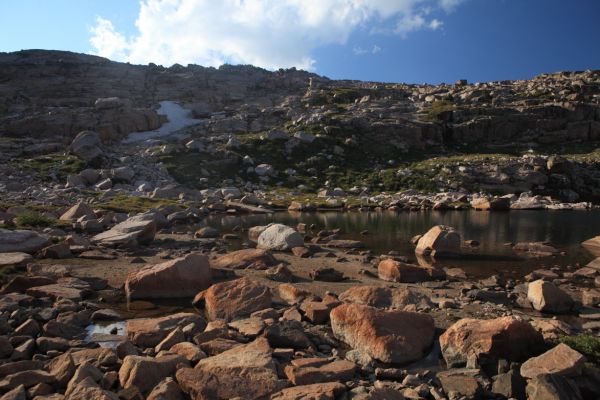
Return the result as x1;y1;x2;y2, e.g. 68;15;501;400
1;0;599;84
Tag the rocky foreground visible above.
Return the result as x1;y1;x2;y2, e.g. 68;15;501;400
0;203;599;399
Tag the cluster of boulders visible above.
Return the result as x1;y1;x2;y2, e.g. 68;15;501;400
0;207;600;399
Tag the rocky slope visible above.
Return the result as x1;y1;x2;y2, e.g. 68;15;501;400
2;50;600;204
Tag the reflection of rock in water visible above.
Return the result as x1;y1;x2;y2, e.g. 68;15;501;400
85;321;126;348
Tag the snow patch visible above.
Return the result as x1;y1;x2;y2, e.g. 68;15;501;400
122;101;202;143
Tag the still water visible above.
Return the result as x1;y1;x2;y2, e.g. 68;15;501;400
201;210;600;277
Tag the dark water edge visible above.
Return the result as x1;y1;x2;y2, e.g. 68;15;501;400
201;209;600;278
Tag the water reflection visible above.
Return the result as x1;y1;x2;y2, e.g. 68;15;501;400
201;210;600;277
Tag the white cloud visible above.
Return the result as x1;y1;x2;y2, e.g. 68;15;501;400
439;0;465;12
353;44;382;56
89;17;131;61
429;19;444;30
90;0;465;70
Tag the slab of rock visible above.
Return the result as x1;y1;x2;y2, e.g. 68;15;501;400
530;318;575;341
582;236;600;256
193;277;272;321
119;354;188;393
175;338;285;399
471;197;510;211
309;267;344;282
0;253;33;267
527;279;574;314
278;284;312;305
38;243;71;259
520;343;586;379
125;253;211;299
256;224;304;251
338;285;431;310
265;264;294;282
26;281;89;301
326;240;365;249
415;225;461;257
69;130;103;164
263;320;314;350
248;225;269;242
126;313;206;347
525;373;582;400
0;229;49;254
330;303;435;364
270;382;346;400
437;368;490;398
0;370;55;390
211;248;276;270
284;358;355;385
92;212;156;247
513;242;560;257
439;316;544;367
169;342;206;363
59;203;95;221
378;259;445;283
147;377;184;400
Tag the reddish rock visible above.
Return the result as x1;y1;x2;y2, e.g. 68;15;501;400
125;253;212;299
210;248;276;270
415;225;461;257
378;259;445;283
169;342;206;363
299;301;331;324
330;303;435;364
439;316;544;367
338;285;431;309
437;368;490;398
270;382;346;400
284;357;355;385
278;284;312;305
119;354;188;393
126;313;206;347
175;338;285;399
193;277;272;321
520;343;586;379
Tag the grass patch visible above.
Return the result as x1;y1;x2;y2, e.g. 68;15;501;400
419;100;455;123
15;212;56;228
559;334;600;365
14;153;85;181
100;194;177;213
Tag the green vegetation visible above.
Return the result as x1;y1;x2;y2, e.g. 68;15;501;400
310;87;363;106
419;100;455;123
14;212;56;227
14;153;85;181
100;194;177;213
560;335;600;365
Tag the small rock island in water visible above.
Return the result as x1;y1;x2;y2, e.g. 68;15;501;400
2;9;600;400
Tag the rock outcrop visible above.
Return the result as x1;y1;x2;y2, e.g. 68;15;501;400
125;253;212;299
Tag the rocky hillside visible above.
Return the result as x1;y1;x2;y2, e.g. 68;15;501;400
2;49;600;203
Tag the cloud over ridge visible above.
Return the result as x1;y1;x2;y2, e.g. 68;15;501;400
90;0;464;70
